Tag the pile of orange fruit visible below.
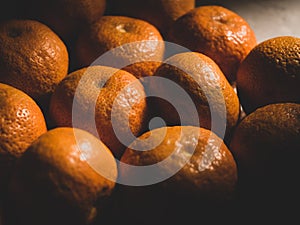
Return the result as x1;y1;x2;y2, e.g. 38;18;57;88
0;1;299;225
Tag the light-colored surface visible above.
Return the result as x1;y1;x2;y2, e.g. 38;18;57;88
196;0;300;43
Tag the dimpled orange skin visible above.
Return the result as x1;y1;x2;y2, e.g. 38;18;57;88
0;83;47;192
75;16;164;79
230;103;300;184
0;19;69;107
119;126;237;224
168;5;257;82
7;127;117;225
49;66;148;158
236;36;300;114
107;0;195;37
151;52;240;140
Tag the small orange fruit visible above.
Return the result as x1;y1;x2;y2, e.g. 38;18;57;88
49;65;148;158
0;19;69;110
0;83;47;192
236;36;300;114
75;15;164;79
167;5;257;82
118;126;238;224
107;0;195;37
7;127;117;225
149;51;240;140
230;103;300;203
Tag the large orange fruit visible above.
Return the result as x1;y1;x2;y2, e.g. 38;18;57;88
236;36;300;114
75;15;164;79
6;127;117;225
149;51;240;141
0;83;47;193
229;103;300;217
167;5;257;82
0;19;69;110
49;65;148;158
117;126;238;224
107;0;195;37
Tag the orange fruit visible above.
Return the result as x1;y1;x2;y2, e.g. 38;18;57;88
20;0;106;42
236;36;300;114
6;127;117;225
75;15;164;79
149;51;240;141
0;83;47;193
107;0;195;37
167;5;257;82
19;0;106;71
0;19;69;111
229;103;300;205
118;126;238;224
49;65;148;158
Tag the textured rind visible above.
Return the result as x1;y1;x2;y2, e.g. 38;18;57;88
9;127;117;225
107;0;195;35
151;52;240;140
118;126;238;224
75;15;164;78
0;83;47;192
0;19;69;104
230;103;300;179
121;126;237;196
0;83;47;158
236;36;300;113
50;65;148;158
168;5;257;81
